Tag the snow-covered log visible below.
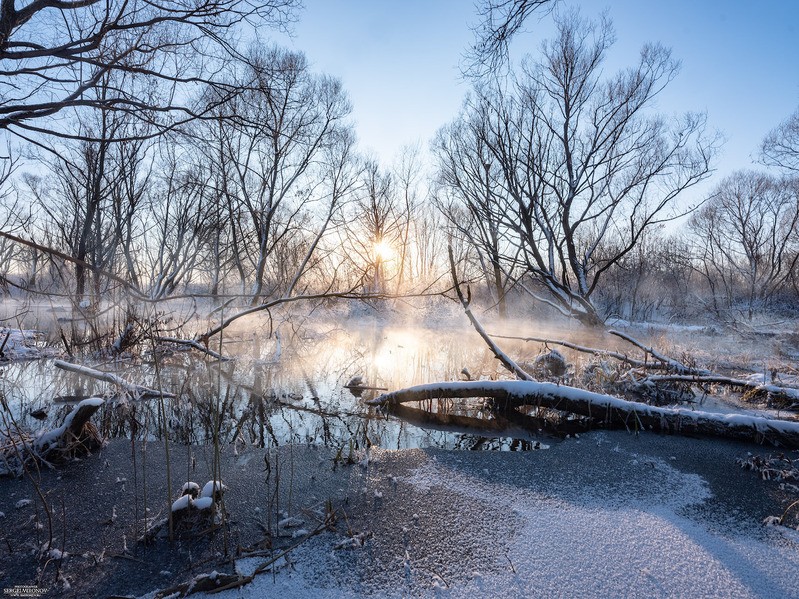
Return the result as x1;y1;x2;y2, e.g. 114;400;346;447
491;333;650;369
367;380;799;448
54;359;176;399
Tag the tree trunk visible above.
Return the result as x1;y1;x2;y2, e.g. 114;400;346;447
368;380;799;448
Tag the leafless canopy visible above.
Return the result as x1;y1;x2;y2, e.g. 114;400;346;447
0;0;301;139
761;107;799;172
441;12;718;325
464;0;556;78
689;170;799;321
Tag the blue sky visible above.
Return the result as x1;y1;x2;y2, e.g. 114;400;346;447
272;1;799;188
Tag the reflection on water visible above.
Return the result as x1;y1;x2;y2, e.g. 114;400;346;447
0;323;550;452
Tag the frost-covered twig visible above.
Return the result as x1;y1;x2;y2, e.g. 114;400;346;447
155;337;230;361
491;333;649;369
643;374;799;401
609;330;710;375
369;380;799;448
54;359;176;399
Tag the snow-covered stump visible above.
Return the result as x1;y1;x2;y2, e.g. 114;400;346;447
142;480;227;542
1;398;105;477
170;480;226;536
34;397;105;460
367;381;799;448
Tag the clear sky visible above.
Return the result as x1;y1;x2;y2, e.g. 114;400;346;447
272;1;799;191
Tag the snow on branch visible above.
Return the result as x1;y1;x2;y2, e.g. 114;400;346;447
54;360;176;399
367;380;799;448
609;330;711;375
644;374;799;403
491;333;650;369
155;337;230;361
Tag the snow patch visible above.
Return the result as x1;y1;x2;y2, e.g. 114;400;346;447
201;480;226;499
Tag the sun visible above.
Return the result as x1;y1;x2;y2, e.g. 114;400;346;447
373;240;394;261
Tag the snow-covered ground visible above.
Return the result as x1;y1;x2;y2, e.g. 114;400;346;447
179;433;799;599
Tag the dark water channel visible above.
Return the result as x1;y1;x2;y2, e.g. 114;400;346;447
1;323;551;453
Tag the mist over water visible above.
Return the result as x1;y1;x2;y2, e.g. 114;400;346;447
1;309;557;452
3;297;796;458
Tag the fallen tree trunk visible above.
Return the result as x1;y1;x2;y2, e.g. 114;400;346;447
608;330;710;375
54;359;176;399
367;381;799;448
447;247;533;382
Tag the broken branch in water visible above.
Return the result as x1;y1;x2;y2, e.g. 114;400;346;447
642;374;799;404
490;333;799;408
54;359;176;399
368;381;799;448
447;246;533;382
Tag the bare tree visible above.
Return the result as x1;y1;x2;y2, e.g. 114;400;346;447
451;12;716;325
141;143;211;300
21;73;160;305
198;45;352;304
338;158;416;295
435;108;514;317
0;183;30;292
391;145;424;295
285;127;361;297
593;229;695;322
761;107;799;172
689;170;799;321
